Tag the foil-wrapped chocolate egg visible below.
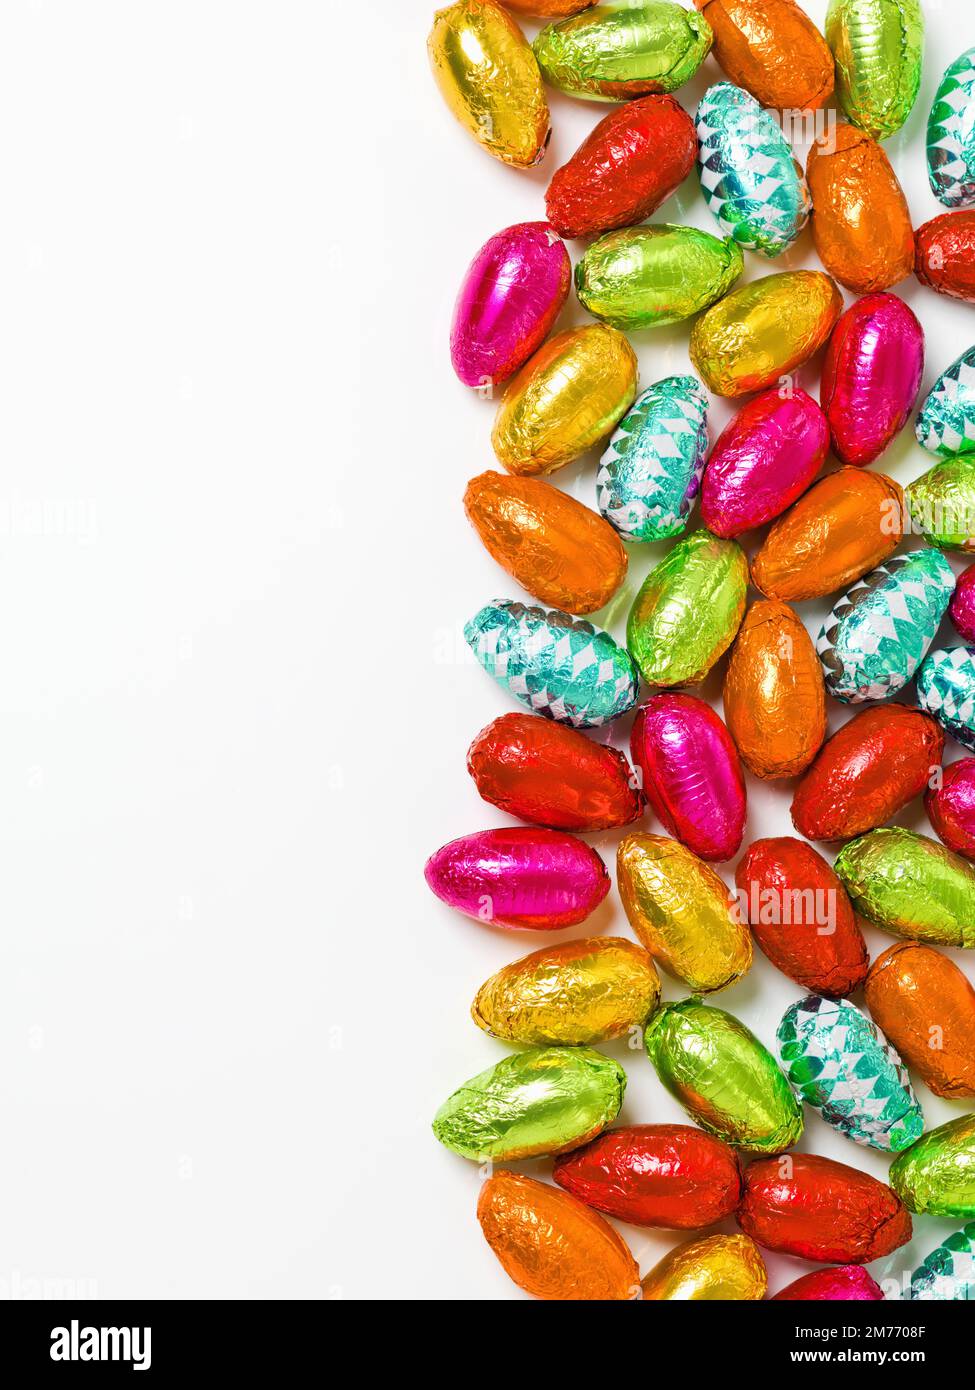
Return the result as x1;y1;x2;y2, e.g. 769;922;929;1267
428;0;550;167
916;211;975;303
693;0;832;110
952;567;975;642
927;47;975;207
865;942;975;1099
909;1223;975;1300
773;1267;884;1301
596;375;709;542
504;0;596;14
916;344;975;459
826;0;923;140
918;645;975;751
834;826;975;949
926;756;975;857
695;82;811;257
575;224;743;330
890;1113;975;1218
689;270;842;397
640;1233;767;1301
907;458;975;551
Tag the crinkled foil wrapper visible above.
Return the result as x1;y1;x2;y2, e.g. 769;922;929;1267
918;645;975;751
640;1233;766;1300
917;344;975;458
695;0;834;111
927;47;975;207
866;942;975;1099
890;1113;975;1218
910;1222;975;1300
907;458;975;552
826;0;923;140
773;1266;884;1301
925;752;975;856
834;827;975;949
916;210;975;303
821;293;923;466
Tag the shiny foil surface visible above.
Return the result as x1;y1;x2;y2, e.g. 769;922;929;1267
596;375;709;542
477;1171;640;1301
701;388;829;538
917;645;975;751
553;1122;743;1228
464;470;628;614
751;467;903;603
546;94;697;239
575;223;743;330
618;833;753;991
428;0;551;167
907;458;975;551
433;1046;626;1161
723;602;826;779
737;1152;913;1262
820;293;924;466
916;211;975;303
493;324;638;475
533;1;713;101
910;1222;975;1300
777;994;924;1151
734;837;869;997
472;936;660;1045
424;827;609;930
694;0;834;111
630;694;746;861
952;566;975;642
815;548;955;704
640;1233;767;1300
916;344;975;458
834;826;975;949
865;942;975;1099
626;528;748;686
806;124;914;293
451;223;570;389
689;270;842;397
467;712;644;830
826;0;924;140
926;755;975;857
889;1113;975;1218
696;82;811;257
466;599;640;727
773;1266;884;1301
504;0;597;13
927;47;975;207
790;704;945;841
644;998;803;1152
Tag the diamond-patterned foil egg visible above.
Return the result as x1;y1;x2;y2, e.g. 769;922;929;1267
834;826;975;949
695;82;811;257
533;1;713;102
815;548;955;704
926;755;975;857
909;1223;975;1300
916;344;975;459
640;1233;767;1301
821;294;924;466
918;645;975;750
890;1113;975;1218
916;211;975;304
826;0;923;141
596;376;709;542
866;942;975;1099
693;0;834;112
928;47;975;207
466;600;640;728
575;224;743;330
907;458;975;551
777;994;924;1152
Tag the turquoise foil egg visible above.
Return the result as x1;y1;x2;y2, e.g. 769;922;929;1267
928;48;975;207
916;345;975;458
777;995;924;1153
465;599;640;729
816;549;955;703
910;1223;975;1300
596;375;709;542
695;82;811;258
917;645;975;751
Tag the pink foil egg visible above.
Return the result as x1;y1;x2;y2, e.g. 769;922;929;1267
424;828;609;930
629;694;746;862
772;1266;885;1301
950;563;975;642
925;758;975;859
450;222;571;389
820;293;924;466
700;388;829;538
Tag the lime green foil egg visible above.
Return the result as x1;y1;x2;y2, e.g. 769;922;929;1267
533;1;712;102
645;998;804;1153
575;225;744;331
906;457;975;551
826;0;924;141
834;828;975;949
890;1113;975;1218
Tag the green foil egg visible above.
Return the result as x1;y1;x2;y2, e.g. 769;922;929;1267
575;225;744;331
826;0;924;141
890;1113;975;1218
834;827;975;949
432;1046;626;1161
906;457;975;551
626;528;747;686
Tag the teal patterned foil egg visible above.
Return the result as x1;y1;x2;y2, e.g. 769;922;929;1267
910;1223;975;1300
777;994;924;1152
465;599;640;729
815;549;955;703
916;345;975;458
917;646;975;752
596;375;709;542
928;48;975;207
695;82;811;258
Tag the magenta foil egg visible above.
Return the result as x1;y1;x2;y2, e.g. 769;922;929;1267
820;293;924;466
700;388;829;538
449;222;571;389
925;758;975;859
629;694;746;862
951;564;975;642
424;828;609;931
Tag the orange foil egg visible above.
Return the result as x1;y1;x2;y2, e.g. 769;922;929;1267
693;0;833;112
723;600;826;779
751;468;904;603
865;943;975;1099
806;123;914;293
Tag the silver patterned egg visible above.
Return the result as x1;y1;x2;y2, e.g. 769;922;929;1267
916;345;975;458
917;645;975;751
928;47;975;208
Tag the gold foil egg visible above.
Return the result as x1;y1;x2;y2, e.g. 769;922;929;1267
640;1233;768;1300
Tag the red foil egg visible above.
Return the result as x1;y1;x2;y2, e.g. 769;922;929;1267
916;210;975;305
772;1266;884;1301
926;757;975;858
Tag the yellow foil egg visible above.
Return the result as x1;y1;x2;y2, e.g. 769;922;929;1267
493;324;639;475
428;0;551;168
689;270;842;397
617;833;752;993
472;937;661;1046
640;1233;767;1300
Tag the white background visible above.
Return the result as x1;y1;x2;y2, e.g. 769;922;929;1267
1;0;973;1302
